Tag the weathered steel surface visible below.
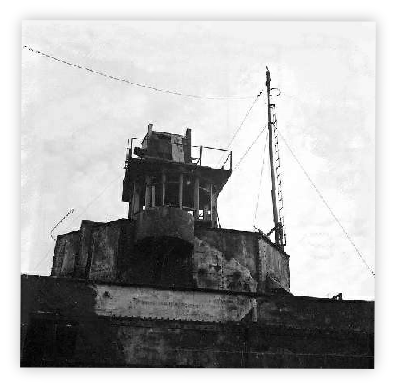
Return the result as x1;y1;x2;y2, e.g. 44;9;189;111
51;219;290;293
258;237;290;291
51;231;80;277
193;237;257;292
88;223;121;282
21;275;374;368
21;275;373;331
195;228;289;292
93;284;254;322
74;220;103;278
195;229;258;279
256;294;374;333
135;206;194;245
111;323;246;367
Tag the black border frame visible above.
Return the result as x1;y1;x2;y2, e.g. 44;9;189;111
7;6;390;382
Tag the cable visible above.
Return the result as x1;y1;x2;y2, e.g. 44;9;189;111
30;246;54;274
277;130;375;279
233;126;267;171
253;131;269;224
216;91;264;167
50;208;75;240
62;174;121;232
22;45;259;101
31;174;121;273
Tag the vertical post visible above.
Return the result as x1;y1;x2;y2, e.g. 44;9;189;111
161;172;166;206
134;184;140;214
210;183;214;227
129;138;133;159
199;146;203;166
125;140;130;164
203;205;209;221
151;183;156;207
194;177;200;219
148;123;153;136
128;137;137;160
229;151;233;171
144;176;151;209
213;194;218;228
266;67;281;246
178;173;183;209
128;182;135;219
185;128;192;163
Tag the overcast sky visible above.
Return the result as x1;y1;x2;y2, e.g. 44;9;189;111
21;21;375;299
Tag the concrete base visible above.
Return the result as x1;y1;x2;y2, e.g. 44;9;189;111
135;206;194;246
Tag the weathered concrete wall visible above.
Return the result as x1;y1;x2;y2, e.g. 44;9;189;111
21;275;253;323
23;317;374;368
258;237;290;291
195;228;289;293
73;220;103;278
21;275;374;368
109;321;247;367
52;220;131;283
196;229;258;279
21;275;373;332
256;294;374;333
88;223;121;282
51;219;289;293
135;207;194;245
51;232;80;277
23;317;373;368
94;284;253;322
51;239;63;276
193;237;257;292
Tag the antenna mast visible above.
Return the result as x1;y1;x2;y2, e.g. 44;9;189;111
266;67;284;248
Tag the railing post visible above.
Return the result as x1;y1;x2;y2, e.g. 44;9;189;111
179;173;183;209
128;182;135;219
210;183;214;227
194;177;200;219
144;176;151;209
151;183;156;207
161;172;166;206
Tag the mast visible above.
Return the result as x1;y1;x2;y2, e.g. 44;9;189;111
266;67;283;247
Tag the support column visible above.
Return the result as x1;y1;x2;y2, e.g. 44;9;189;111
133;183;140;215
266;67;281;246
203;205;209;221
210;183;214;227
161;172;166;206
212;193;218;227
151;184;156;207
128;183;134;220
144;176;151;209
128;182;138;219
194;177;200;219
178;173;183;209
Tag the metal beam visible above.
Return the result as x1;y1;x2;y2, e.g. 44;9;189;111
194;177;200;219
179;173;184;209
266;67;281;246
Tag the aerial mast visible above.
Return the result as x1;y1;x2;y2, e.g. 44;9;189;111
266;67;284;247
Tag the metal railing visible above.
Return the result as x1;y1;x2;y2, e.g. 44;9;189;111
124;138;233;171
192;145;232;171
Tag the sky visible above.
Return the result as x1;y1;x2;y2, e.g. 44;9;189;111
21;21;375;300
